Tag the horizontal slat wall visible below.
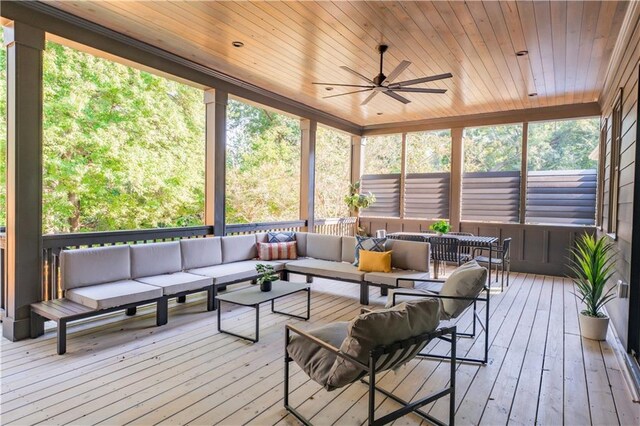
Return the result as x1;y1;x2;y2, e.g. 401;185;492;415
360;173;401;218
526;169;597;225
461;171;521;223
404;172;450;219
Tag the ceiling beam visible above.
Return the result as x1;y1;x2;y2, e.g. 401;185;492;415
0;0;363;135
362;102;601;135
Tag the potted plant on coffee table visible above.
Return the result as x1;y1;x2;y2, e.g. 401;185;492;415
255;264;279;292
569;234;617;341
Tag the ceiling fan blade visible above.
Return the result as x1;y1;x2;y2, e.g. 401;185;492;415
383;90;411;104
388;72;453;88
390;87;447;94
386;60;412;83
360;91;380;106
313;82;375;88
340;66;373;84
323;88;373;99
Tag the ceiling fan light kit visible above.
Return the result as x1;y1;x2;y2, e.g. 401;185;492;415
313;44;452;106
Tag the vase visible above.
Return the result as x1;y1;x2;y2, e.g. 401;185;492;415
260;281;272;292
578;312;609;340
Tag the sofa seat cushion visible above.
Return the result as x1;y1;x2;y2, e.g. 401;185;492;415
287;322;349;390
188;260;284;285
135;272;213;295
365;269;431;288
285;259;365;282
66;280;163;310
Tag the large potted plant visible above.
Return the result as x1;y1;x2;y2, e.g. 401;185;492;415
569;234;617;341
255;264;279;292
344;181;376;236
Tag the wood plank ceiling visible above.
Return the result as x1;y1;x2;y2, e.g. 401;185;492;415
44;1;629;127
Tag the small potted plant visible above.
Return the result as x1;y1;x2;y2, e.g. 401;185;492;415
569;234;617;341
429;220;451;236
255;264;279;292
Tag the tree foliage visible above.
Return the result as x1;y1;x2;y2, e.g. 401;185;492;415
406;130;451;173
225;99;301;224
363;134;402;174
464;124;523;172
315;126;351;218
41;42;205;233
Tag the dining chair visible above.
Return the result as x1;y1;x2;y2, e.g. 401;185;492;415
445;232;474;262
430;236;468;279
474;238;512;290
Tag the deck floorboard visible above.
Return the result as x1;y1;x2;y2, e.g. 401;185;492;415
1;273;638;425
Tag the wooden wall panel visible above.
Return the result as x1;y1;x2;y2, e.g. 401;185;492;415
598;2;640;351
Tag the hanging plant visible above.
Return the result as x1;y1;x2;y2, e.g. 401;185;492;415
344;181;376;214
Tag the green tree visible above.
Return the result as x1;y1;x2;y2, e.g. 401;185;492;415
315;126;351;219
406;130;451;173
225;99;301;224
42;42;205;233
463;124;523;172
363;134;402;174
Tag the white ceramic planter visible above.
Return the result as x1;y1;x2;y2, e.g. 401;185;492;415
579;313;609;341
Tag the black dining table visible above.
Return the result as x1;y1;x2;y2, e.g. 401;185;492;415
386;232;500;285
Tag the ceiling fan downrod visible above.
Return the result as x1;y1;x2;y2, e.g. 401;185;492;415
374;44;388;86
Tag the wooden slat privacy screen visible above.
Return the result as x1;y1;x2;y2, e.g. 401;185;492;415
360;174;401;218
461;171;521;223
525;170;597;225
404;173;450;219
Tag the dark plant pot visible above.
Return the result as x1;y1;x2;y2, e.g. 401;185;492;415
260;281;272;292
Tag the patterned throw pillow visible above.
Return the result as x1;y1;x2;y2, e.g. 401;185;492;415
267;231;296;243
257;241;297;261
353;236;386;266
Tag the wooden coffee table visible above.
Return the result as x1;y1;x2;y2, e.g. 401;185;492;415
216;280;310;343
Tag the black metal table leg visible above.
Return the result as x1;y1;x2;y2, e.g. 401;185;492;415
271;289;311;320
57;320;67;355
217;299;260;343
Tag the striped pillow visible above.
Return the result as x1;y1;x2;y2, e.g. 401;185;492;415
257;241;298;261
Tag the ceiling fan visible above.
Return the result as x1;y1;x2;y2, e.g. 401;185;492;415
313;44;452;105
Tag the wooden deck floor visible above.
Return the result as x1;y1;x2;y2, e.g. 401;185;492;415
1;273;639;425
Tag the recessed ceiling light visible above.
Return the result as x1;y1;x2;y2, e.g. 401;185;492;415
377;112;383;116
325;87;334;91
516;50;528;57
232;41;244;48
528;92;538;97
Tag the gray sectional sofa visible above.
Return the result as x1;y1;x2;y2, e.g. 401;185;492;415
36;232;430;354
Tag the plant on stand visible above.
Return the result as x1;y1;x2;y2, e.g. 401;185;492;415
344;181;376;237
568;234;617;341
429;220;451;236
255;264;279;292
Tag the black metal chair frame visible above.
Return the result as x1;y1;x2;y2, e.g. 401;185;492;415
284;323;458;426
473;238;512;292
429;236;466;279
392;280;490;365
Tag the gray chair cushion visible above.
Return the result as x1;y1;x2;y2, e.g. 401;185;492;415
439;260;487;319
285;259;364;282
135;272;213;295
341;236;356;264
180;237;222;269
385;239;430;272
287;322;349;390
295;232;308;257
188;260;283;285
221;235;258;264
306;234;342;262
61;245;131;290
65;280;163;310
326;298;441;390
364;270;430;288
130;242;182;279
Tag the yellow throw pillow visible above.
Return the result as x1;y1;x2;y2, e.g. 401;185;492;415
358;250;392;273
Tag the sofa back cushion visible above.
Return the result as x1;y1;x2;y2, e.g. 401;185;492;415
306;233;342;262
130;241;182;279
341;236;356;263
385;239;430;271
180;237;222;270
440;261;487;319
61;245;131;290
295;232;308;257
221;234;258;263
326;298;440;390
